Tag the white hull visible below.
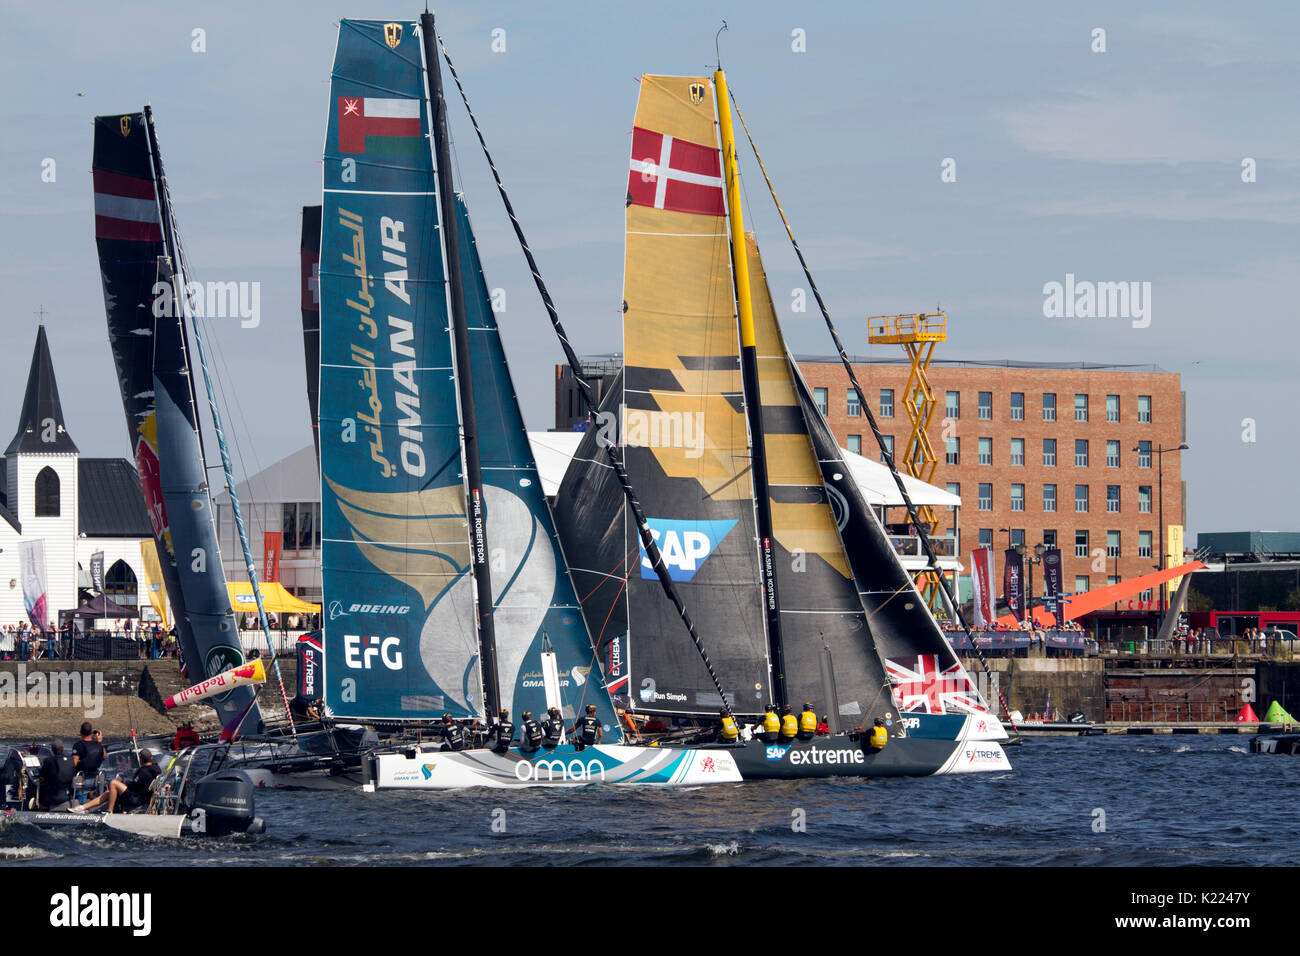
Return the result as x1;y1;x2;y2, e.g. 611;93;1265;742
366;743;741;790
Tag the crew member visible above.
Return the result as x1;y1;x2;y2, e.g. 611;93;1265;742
798;702;817;740
758;706;780;743
779;706;798;742
39;741;77;810
718;708;739;743
74;749;160;814
867;717;889;751
541;707;565;748
484;710;515;754
816;715;830;736
171;721;201;750
519;711;543;753
572;704;603;751
72;721;104;775
439;713;467;752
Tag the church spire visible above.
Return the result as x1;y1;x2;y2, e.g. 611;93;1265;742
5;325;79;455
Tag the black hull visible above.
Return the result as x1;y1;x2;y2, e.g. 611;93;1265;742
709;734;962;779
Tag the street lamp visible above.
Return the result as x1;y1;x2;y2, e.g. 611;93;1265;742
1134;440;1189;613
999;527;1014;549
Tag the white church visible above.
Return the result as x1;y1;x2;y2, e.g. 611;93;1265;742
0;326;153;627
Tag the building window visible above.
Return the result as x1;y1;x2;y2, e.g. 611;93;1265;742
1043;484;1057;512
1010;438;1024;466
1106;440;1120;468
880;389;894;418
945;437;959;465
979;437;992;466
1138;394;1151;423
1074;394;1089;422
1107;485;1120;513
1075;484;1089;512
282;502;297;550
1138;530;1152;558
1043;392;1057;421
978;391;992;419
1138;441;1151;468
1075;575;1090;593
1043;529;1057;547
1107;530;1121;558
34;466;60;517
1140;588;1153;602
1106;394;1120;423
978;483;992;511
1075;529;1089;558
879;434;893;463
1074;439;1088;467
104;560;139;608
945;390;960;419
847;434;862;454
979;528;993;548
814;387;828;416
1108;575;1120;588
1011;529;1026;547
1138;486;1151;513
299;501;316;550
1043;438;1056;467
946;482;960;511
1010;483;1024;512
1010;392;1024;421
846;389;860;417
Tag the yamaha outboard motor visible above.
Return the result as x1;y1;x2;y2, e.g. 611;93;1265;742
188;769;264;836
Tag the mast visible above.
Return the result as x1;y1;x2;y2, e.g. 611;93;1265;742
715;68;787;710
420;11;502;719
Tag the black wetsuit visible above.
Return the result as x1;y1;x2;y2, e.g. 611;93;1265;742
541;717;564;749
440;722;467;752
574;715;600;749
520;719;543;754
39;754;77;809
120;763;160;811
72;739;104;775
485;720;515;754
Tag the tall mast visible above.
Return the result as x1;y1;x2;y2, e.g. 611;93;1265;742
420;11;502;719
715;69;787;710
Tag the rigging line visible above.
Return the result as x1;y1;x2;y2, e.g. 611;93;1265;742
438;36;736;721
579;544;639;604
730;92;1019;735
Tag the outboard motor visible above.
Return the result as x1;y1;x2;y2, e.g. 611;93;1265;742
2;748;45;809
1067;711;1087;724
187;769;263;836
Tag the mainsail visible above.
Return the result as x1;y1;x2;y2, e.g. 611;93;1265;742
92;112;257;727
320;18;479;720
621;75;769;716
301;205;322;469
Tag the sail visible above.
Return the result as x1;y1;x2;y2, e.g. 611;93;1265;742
320;19;482;720
153;256;258;725
138;539;169;629
552;372;633;705
791;368;994;717
621;75;769;716
301;205;322;468
745;236;893;726
455;195;621;737
92;113;254;725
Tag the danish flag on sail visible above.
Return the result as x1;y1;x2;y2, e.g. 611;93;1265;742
886;654;988;714
92;169;162;242
627;127;725;217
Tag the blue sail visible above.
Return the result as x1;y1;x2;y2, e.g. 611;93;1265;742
454;195;622;739
320;19;481;720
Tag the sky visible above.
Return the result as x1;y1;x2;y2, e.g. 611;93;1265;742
1;1;1296;539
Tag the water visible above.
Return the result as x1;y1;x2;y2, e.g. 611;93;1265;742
3;736;1297;866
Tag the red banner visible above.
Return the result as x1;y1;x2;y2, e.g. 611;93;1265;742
263;531;282;583
970;547;994;627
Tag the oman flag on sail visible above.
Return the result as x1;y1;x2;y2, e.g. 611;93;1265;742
337;97;422;155
627;127;725;217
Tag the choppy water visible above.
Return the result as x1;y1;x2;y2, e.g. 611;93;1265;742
3;736;1296;866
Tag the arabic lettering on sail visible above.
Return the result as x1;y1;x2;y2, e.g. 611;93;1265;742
338;207;394;478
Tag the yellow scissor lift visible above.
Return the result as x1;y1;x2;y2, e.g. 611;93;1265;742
866;312;947;608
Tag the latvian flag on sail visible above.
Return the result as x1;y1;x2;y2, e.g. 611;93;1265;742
337;97;422;155
93;168;162;243
627;127;725;217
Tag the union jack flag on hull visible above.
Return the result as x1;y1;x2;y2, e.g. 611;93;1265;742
886;654;988;715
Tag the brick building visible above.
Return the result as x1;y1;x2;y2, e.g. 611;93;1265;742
798;357;1185;607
